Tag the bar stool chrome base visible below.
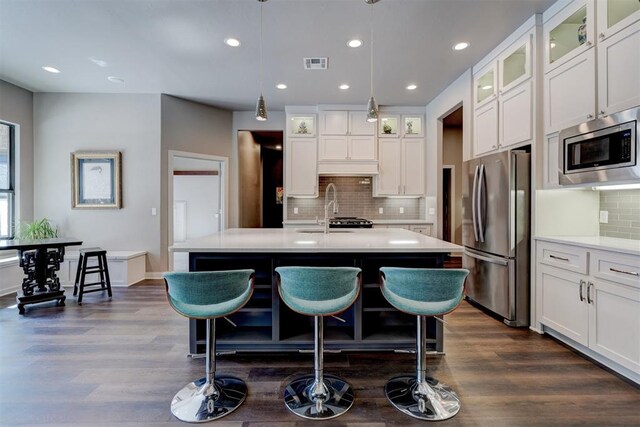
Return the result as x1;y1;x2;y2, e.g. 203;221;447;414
283;374;355;420
384;375;460;421
171;375;247;423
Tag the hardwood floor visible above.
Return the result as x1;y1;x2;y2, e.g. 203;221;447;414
1;281;638;426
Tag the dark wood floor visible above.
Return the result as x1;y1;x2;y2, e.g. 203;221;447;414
1;281;639;426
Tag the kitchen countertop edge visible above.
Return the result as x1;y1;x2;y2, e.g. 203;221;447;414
534;235;640;256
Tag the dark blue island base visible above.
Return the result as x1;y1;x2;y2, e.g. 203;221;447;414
187;251;446;355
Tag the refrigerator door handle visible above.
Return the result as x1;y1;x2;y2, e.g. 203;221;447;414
477;164;486;243
472;165;480;242
464;249;509;266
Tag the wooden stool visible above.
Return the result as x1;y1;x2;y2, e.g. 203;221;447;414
73;247;112;305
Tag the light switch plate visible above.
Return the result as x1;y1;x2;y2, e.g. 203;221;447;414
379;207;384;214
151;208;157;216
294;207;299;214
399;207;404;214
428;208;435;215
599;210;608;223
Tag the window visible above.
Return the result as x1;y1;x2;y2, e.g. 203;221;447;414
0;122;15;240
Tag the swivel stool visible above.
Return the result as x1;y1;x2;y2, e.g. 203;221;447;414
163;270;255;422
379;267;469;421
275;266;361;420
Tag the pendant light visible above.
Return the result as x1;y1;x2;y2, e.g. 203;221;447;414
365;0;379;122
255;0;268;121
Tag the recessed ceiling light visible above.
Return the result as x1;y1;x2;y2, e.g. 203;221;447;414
453;42;470;51
276;83;287;89
42;66;60;73
406;84;417;90
89;57;108;67
275;145;282;149
481;85;493;90
339;84;350;90
347;39;363;48
224;38;241;47
107;76;125;84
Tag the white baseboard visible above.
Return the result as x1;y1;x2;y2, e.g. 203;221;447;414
145;272;164;280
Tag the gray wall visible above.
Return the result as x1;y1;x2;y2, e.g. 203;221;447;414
443;126;463;245
161;95;233;269
0;80;34;224
34;93;162;271
599;189;640;240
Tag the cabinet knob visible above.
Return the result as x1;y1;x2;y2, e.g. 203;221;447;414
598;32;605;39
587;114;594;119
586;40;592;47
599;110;605;115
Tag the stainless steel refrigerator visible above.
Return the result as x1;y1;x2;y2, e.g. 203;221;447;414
462;150;530;327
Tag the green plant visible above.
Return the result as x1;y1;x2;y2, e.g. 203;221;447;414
16;218;58;240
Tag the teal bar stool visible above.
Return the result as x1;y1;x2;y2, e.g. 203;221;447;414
275;266;361;420
163;270;255;423
379;267;469;421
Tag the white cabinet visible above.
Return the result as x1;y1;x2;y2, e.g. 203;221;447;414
544;0;594;72
543;132;560;189
472;29;536;157
597;22;640;116
596;0;640;41
543;47;596;133
285;137;318;197
473;100;499;156
536;241;640;379
288;114;316;137
318;110;377;174
375;138;424;196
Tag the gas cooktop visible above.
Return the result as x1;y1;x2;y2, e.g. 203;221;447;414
328;217;373;228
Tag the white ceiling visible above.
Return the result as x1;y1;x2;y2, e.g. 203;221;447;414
0;0;555;111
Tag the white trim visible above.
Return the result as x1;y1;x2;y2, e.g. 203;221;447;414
442;164;457;243
145;272;164;280
168;150;227;272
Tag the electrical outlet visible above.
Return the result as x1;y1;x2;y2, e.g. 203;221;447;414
294;207;299;214
151;208;157;216
428;208;435;215
599;210;608;223
399;207;404;214
379;207;384;214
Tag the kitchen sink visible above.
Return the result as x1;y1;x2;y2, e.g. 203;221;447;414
296;229;354;234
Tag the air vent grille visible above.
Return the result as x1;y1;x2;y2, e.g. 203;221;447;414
303;57;328;70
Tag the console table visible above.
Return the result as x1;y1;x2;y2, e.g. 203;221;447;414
0;237;82;314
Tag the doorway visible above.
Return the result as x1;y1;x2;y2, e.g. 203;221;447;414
238;130;283;228
168;151;227;271
442;107;463;246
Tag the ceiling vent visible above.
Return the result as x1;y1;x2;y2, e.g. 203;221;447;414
303;57;328;70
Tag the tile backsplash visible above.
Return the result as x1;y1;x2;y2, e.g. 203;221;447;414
286;176;425;221
599;189;640;240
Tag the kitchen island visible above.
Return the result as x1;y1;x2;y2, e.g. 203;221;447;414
170;228;463;355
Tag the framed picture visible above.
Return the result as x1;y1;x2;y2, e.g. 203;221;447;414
71;151;122;209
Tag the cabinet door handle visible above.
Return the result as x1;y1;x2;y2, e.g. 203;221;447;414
609;267;639;277
579;280;586;302
587;282;594;304
550;254;570;262
587;114;594;119
403;185;406;194
397;185;401;194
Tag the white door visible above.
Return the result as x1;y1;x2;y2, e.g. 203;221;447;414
539;264;589;346
544;49;596;133
499;80;532;147
286;138;318;196
597;23;640;117
320;111;348;135
402;138;425;196
588;279;640;374
349;136;376;161
473;100;499;156
348;111;376;135
319;136;348;161
376;138;401;196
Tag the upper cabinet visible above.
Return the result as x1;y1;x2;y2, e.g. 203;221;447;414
543;0;640;133
379;113;424;138
318;109;377;174
472;21;537;158
378;114;400;137
288;114;316;137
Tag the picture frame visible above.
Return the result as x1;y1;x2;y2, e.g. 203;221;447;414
71;151;122;209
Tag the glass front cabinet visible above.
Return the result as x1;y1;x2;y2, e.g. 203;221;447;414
288;115;316;137
544;0;595;72
597;0;640;41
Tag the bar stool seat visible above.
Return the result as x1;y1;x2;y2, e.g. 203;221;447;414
275;266;361;420
379;267;469;421
73;247;112;304
163;270;255;423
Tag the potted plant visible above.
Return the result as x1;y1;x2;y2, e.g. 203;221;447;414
15;218;58;240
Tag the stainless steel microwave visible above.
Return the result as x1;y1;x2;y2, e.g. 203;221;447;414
559;107;640;185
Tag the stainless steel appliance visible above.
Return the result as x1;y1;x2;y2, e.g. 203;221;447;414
329;217;373;228
462;150;530;327
559;107;640;186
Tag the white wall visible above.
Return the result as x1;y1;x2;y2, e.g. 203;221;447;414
33;93;162;271
425;69;473;238
161;95;232;270
231;111;285;228
0;80;34;226
443;126;463;245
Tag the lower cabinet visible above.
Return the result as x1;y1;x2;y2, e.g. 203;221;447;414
537;241;640;378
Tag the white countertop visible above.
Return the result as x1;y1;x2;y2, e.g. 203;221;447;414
170;228;462;253
535;235;640;256
282;219;432;225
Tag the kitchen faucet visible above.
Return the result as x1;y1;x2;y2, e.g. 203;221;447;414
324;183;338;234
